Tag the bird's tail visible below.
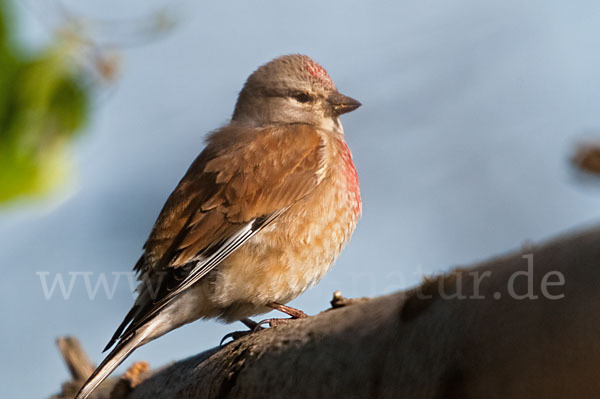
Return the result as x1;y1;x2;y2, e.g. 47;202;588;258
74;325;152;399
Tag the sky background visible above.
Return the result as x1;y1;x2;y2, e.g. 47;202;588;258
1;1;600;397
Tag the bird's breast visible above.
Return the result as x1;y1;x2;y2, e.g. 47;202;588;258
209;135;361;320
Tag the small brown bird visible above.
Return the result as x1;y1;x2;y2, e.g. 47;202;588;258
75;54;362;399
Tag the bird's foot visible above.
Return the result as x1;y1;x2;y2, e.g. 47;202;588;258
266;302;308;318
220;318;265;347
220;330;252;346
255;303;309;329
220;305;309;346
254;317;300;329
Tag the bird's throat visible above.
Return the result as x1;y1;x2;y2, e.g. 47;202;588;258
320;117;344;134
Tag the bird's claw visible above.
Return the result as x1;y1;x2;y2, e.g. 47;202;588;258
221;308;308;346
220;331;250;346
254;317;299;329
220;324;265;347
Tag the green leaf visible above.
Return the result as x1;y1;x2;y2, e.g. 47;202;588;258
0;6;92;205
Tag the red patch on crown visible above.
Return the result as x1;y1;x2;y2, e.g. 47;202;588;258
305;60;335;88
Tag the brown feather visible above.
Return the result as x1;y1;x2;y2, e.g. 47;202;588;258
137;123;325;274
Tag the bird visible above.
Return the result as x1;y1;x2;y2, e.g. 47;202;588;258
75;54;362;399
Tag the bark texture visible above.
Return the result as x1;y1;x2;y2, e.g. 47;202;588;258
54;225;600;398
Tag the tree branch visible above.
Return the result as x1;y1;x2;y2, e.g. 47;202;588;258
53;225;600;398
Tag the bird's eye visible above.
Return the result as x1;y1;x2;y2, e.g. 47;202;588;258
292;92;312;103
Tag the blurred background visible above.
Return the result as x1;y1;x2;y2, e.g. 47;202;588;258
1;0;599;397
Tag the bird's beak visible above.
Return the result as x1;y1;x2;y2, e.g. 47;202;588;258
328;91;362;116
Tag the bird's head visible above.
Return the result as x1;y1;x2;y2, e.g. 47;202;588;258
232;54;361;132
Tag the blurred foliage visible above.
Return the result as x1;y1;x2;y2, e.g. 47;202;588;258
0;0;181;205
0;0;90;204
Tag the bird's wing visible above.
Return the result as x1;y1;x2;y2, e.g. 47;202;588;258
105;123;327;350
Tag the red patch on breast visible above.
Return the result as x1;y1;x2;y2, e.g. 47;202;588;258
336;138;362;216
